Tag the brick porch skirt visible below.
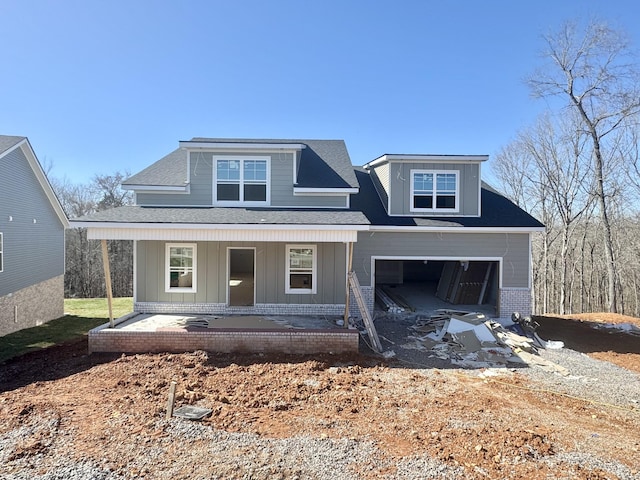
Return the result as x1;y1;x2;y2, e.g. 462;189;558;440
88;327;359;355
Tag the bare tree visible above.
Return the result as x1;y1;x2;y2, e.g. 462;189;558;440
528;19;640;313
494;113;593;314
51;171;134;298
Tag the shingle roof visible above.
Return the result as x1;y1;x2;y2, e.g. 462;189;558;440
351;169;544;228
123;138;359;190
122;148;188;187
73;205;369;225
0;135;25;155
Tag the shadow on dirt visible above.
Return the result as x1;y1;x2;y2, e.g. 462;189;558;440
535;315;640;355
0;338;119;393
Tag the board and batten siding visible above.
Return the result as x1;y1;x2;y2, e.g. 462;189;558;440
352;231;530;288
388;163;480;216
136;240;347;305
136;151;347;208
0;146;65;297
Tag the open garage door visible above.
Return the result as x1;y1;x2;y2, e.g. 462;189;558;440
374;259;498;315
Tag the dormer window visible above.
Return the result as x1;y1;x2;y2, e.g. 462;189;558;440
410;170;459;213
214;156;269;205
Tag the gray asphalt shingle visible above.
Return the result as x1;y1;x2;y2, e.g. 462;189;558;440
122;138;359;190
0;135;25;155
73;205;369;225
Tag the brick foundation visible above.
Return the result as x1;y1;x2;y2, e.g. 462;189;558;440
135;302;346;316
0;275;64;337
498;288;532;318
88;325;359;355
348;286;374;318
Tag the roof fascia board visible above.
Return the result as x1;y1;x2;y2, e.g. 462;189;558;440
365;154;489;169
69;221;369;231
179;142;306;151
8;139;70;228
122;184;189;193
293;187;358;195
368;226;545;233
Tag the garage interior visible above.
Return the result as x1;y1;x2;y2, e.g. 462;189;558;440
374;260;498;317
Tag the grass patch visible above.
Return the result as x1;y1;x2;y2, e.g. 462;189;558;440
0;297;133;364
64;297;133;319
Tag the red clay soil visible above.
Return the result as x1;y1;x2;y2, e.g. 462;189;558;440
0;313;639;479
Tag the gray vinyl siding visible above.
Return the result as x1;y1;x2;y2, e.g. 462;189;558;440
0;147;65;297
136;240;347;305
369;163;390;211
136;151;347;208
352;231;530;288
389;163;480;216
136;151;214;206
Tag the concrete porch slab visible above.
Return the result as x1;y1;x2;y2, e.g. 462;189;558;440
88;313;359;355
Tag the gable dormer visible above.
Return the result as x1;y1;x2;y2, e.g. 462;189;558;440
363;154;488;217
123;138;359;209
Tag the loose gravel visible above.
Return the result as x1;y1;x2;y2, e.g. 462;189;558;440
1;313;639;480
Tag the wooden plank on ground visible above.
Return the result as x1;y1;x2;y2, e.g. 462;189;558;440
348;271;383;353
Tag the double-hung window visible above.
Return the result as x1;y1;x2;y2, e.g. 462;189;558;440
285;245;316;294
410;170;459;213
214;156;269;204
165;243;196;292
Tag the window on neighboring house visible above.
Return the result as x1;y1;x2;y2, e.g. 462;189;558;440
286;245;316;294
165;243;197;292
410;170;459;212
0;233;3;272
214;157;269;204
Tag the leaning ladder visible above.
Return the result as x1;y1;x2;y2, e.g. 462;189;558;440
348;271;383;353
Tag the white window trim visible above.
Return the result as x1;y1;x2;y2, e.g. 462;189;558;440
285;244;317;294
0;232;3;273
165;242;197;293
212;155;271;206
410;169;460;213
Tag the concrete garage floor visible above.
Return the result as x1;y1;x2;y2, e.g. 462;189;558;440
378;281;497;318
113;313;345;332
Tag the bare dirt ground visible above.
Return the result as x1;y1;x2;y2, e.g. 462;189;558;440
536;313;640;374
1;313;639;479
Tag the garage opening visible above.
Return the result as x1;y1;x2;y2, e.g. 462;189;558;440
374;259;498;315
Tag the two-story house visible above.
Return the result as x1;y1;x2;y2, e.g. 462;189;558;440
71;138;543;327
0;135;69;336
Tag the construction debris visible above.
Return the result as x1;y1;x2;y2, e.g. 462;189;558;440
172;405;213;421
407;310;568;374
375;286;414;313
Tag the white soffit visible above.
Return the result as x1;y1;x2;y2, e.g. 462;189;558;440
85;226;360;242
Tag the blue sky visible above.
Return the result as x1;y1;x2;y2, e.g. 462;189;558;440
2;0;640;184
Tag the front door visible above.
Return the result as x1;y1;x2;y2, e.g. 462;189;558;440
228;248;255;306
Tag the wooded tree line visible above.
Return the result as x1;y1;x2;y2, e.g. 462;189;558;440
51;172;134;298
494;19;640;316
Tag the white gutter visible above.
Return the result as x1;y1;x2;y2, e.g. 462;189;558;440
364;154;489;169
179;142;306;151
369;226;545;233
293;187;359;195
69;221;369;231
